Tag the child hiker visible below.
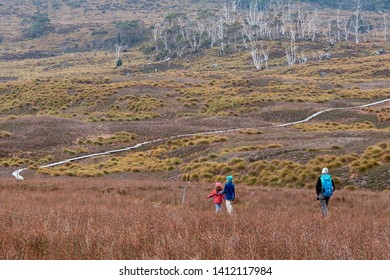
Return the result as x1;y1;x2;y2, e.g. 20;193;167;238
207;182;224;213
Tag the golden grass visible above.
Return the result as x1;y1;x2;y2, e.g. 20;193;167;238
180;140;389;187
36;135;227;177
0;157;35;167
349;141;390;173
238;129;264;135
0;130;12;138
0;74;169;122
362;107;390;122
278;53;390;82
5;130;387;191
77;132;137;145
293;121;377;132
1;50;388;123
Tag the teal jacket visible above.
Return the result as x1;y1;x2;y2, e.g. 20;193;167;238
221;181;235;201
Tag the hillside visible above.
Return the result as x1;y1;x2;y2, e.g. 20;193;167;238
0;0;389;261
0;0;389;190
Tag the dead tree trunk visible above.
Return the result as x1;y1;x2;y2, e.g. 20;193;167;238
286;31;297;66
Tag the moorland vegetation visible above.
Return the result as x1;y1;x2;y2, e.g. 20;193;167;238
0;0;389;259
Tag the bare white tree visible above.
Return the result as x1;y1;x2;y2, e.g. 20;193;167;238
286;30;297;66
204;18;218;48
296;7;309;40
336;9;341;42
326;20;335;45
251;45;264;70
177;17;188;40
352;0;363;44
250;42;270;70
245;1;259;26
287;0;292;22
298;50;307;64
115;44;123;68
262;44;270;69
242;23;250;49
148;0;388;62
222;0;241;25
279;10;289;37
158;23;170;52
343;17;352;42
384;13;388;43
379;11;388;43
308;10;319;41
205;23;215;48
218;17;226;53
230;0;241;23
152;23;162;53
257;17;273;39
187;22;204;52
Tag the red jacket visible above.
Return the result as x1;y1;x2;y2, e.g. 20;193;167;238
207;189;224;204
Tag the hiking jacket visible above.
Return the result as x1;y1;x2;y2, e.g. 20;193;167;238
316;175;335;196
221;181;235;201
207;189;224;204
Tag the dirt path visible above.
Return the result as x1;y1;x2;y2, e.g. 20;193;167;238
12;98;390;180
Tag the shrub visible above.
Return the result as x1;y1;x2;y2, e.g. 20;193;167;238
382;154;390;162
266;143;283;149
0;131;12;138
228;158;246;165
22;12;53;39
114;20;148;47
344;185;358;191
245;176;257;185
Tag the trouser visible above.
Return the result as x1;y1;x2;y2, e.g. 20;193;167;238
225;200;233;215
318;193;330;217
215;203;222;213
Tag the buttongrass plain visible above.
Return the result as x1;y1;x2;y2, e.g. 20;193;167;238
0;177;388;260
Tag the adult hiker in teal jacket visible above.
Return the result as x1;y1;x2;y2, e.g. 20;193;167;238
220;175;235;215
316;167;335;217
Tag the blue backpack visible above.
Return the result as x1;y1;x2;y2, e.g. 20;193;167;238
321;174;333;198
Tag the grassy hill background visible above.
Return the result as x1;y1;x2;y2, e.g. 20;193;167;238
0;0;389;260
0;0;389;190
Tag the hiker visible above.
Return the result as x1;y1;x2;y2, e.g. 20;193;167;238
316;167;335;217
207;182;224;213
220;175;235;215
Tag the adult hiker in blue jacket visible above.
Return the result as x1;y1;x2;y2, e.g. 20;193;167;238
316;167;335;217
220;175;235;215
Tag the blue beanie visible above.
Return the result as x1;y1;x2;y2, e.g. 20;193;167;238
226;175;233;182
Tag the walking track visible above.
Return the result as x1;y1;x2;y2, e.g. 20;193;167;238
12;98;390;180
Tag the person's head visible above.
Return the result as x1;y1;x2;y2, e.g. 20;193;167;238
215;182;222;191
226;175;233;182
322;167;329;174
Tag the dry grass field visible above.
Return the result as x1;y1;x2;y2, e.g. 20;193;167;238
0;177;389;260
0;0;389;260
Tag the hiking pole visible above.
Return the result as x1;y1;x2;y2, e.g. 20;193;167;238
182;175;190;207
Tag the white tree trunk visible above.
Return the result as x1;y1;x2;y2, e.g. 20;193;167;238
286;31;297;66
354;0;362;44
152;24;161;53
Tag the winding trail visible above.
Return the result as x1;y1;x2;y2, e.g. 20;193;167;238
12;98;390;180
